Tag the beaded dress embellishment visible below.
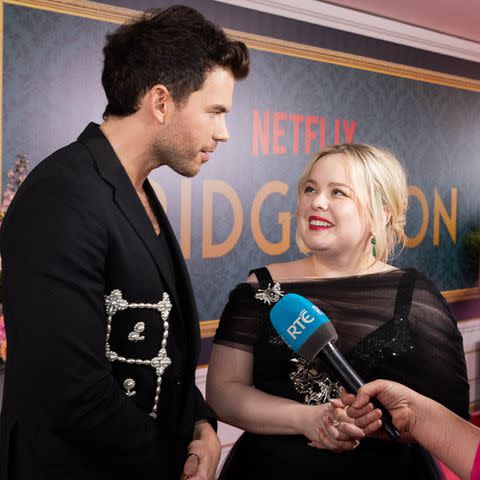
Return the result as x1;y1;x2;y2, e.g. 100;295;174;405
255;283;284;305
254;280;341;405
104;289;172;418
349;314;415;367
289;357;342;405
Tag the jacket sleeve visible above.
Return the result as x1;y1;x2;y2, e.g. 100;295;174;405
193;384;218;431
1;174;175;469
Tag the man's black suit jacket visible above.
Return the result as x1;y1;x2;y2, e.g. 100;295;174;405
0;123;214;479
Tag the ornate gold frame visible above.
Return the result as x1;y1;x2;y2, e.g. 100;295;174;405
6;0;480;92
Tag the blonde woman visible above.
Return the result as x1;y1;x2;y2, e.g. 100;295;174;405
207;144;469;479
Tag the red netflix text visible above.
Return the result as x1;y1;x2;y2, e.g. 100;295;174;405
252;110;358;156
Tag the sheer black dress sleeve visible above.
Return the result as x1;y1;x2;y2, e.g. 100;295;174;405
213;283;262;353
347;270;469;420
404;272;470;419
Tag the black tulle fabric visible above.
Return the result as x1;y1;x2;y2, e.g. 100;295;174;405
214;268;469;479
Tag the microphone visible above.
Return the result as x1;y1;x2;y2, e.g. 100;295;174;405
270;293;400;440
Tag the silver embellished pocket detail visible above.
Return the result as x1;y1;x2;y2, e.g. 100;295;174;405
123;378;136;396
104;289;172;418
128;322;146;342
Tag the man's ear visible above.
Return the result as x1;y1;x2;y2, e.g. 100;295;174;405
148;84;173;124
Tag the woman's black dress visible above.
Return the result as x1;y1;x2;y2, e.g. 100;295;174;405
214;267;469;479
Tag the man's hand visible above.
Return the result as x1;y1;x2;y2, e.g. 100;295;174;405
181;420;221;480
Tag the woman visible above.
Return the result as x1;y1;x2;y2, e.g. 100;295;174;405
206;144;469;479
341;379;480;480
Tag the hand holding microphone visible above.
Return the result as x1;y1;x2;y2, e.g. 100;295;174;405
270;293;401;441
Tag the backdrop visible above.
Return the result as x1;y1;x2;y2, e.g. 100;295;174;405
4;2;480;328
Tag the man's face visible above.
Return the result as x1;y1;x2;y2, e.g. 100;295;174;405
154;67;234;177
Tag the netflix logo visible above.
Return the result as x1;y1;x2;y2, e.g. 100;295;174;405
252;110;358;156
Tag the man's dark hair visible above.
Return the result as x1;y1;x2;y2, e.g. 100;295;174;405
102;5;250;118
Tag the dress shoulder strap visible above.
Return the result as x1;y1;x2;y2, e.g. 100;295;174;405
393;268;418;320
248;267;275;290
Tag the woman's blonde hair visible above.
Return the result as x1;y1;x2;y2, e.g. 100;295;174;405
296;144;408;262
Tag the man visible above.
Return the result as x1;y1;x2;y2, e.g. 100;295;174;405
0;6;249;480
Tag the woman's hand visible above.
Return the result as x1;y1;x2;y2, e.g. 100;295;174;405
296;401;365;452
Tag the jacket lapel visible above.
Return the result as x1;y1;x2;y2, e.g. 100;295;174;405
78;123;177;304
144;181;200;363
78;123;199;365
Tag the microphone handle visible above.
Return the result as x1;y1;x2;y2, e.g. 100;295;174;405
320;342;401;441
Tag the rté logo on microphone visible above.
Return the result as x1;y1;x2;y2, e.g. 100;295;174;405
287;305;322;340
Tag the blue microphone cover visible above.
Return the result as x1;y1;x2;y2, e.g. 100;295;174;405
270;293;338;361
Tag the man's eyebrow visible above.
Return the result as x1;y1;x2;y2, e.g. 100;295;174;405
211;104;228;113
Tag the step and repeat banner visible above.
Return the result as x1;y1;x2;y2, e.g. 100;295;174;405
3;1;480;330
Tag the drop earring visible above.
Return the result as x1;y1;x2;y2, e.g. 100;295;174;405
371;235;377;257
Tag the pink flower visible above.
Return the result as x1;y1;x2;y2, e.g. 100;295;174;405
0;316;5;345
0;317;6;361
0;155;29;224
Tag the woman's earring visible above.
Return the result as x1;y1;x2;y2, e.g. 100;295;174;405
371;235;377;257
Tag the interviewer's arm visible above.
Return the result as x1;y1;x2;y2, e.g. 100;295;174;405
343;380;479;480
